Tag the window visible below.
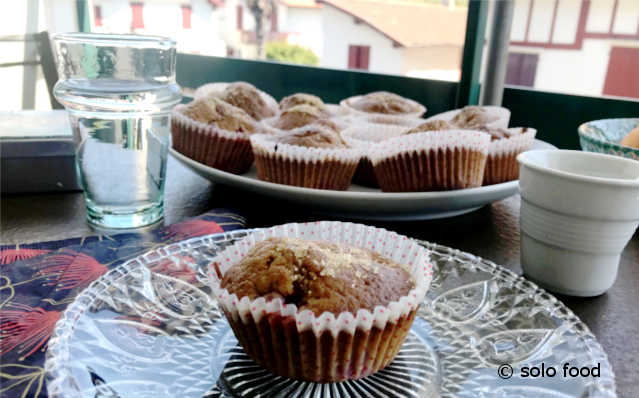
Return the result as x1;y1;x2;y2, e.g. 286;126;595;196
94;6;103;27
236;5;243;30
603;47;639;99
182;5;192;29
271;7;278;33
131;2;144;29
348;45;370;70
505;52;538;87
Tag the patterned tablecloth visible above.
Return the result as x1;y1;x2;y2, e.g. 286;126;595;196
0;209;246;398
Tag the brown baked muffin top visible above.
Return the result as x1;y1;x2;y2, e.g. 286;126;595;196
220;237;415;316
403;120;454;135
273;104;337;131
350;91;418;115
280;93;327;113
450;106;499;128
179;96;256;133
218;82;277;121
477;126;528;141
274;125;348;149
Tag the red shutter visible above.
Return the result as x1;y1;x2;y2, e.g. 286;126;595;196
236;5;243;30
604;47;639;99
131;3;144;29
359;46;370;70
348;45;358;68
94;6;103;26
181;5;192;29
348;45;370;70
506;52;538;87
271;7;278;32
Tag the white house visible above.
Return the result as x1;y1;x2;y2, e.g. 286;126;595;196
508;0;639;99
92;0;228;56
318;0;467;81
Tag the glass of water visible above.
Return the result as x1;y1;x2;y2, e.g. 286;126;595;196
53;33;181;229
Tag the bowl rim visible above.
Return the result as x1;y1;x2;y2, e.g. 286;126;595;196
577;117;639;152
517;149;639;187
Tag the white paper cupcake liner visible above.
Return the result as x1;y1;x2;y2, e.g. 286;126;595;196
425;105;511;129
250;133;361;190
209;221;432;381
326;103;352;117
171;106;267;174
484;127;537;185
369;130;491;192
344;113;425;128
340;95;427;118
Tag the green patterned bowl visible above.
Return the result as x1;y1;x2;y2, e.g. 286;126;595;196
578;118;639;161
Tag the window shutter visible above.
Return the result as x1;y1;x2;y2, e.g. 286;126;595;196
131;3;144;29
359;46;370;70
182;5;192;29
271;7;278;32
348;45;358;69
94;6;103;27
237;5;243;30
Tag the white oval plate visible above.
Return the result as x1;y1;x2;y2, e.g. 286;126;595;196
171;139;556;220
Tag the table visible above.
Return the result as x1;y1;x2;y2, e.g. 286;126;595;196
2;155;638;397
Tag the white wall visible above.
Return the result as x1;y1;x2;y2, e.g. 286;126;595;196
320;5;403;74
512;39;639;97
285;7;322;58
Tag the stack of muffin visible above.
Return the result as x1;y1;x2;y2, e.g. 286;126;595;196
171;82;536;192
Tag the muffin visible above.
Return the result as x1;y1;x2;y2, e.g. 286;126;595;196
210;221;432;382
171;96;262;174
370;130;491;192
250;124;360;190
280;93;327;114
425;105;511;130
480;126;537;185
194;81;278;120
341;91;426;118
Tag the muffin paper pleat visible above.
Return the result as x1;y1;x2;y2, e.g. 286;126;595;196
209;221;433;382
250;134;361;190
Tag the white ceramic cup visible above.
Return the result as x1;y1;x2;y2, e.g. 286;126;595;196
517;150;639;296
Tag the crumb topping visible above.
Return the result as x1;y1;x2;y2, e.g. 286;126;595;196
220;237;415;315
275;125;348;149
450;106;499;128
280;93;327;113
218;82;277;120
403;120;454;135
351;91;418;115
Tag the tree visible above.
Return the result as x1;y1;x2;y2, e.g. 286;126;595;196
246;0;274;59
266;42;319;66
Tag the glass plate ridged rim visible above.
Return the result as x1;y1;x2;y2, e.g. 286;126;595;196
44;229;616;397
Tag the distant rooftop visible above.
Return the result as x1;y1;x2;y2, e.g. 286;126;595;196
319;0;467;47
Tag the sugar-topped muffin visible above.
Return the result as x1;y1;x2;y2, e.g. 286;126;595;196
217;82;278;120
280;93;327;113
403;119;454;135
450;106;499;129
179;96;256;133
477;126;530;141
272;104;340;131
348;91;422;115
221;237;414;316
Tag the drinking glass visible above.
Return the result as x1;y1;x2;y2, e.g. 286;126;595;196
53;33;181;228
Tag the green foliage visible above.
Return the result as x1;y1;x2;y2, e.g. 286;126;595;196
265;42;319;66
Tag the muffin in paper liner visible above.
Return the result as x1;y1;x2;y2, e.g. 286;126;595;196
425;105;511;129
171;106;267;174
250;133;361;190
326;103;352;118
209;221;432;382
193;81;279;119
484;127;537;185
340;94;426;119
370;130;491;192
341;124;410;187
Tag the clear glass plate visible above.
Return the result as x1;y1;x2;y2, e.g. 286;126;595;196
45;230;616;397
